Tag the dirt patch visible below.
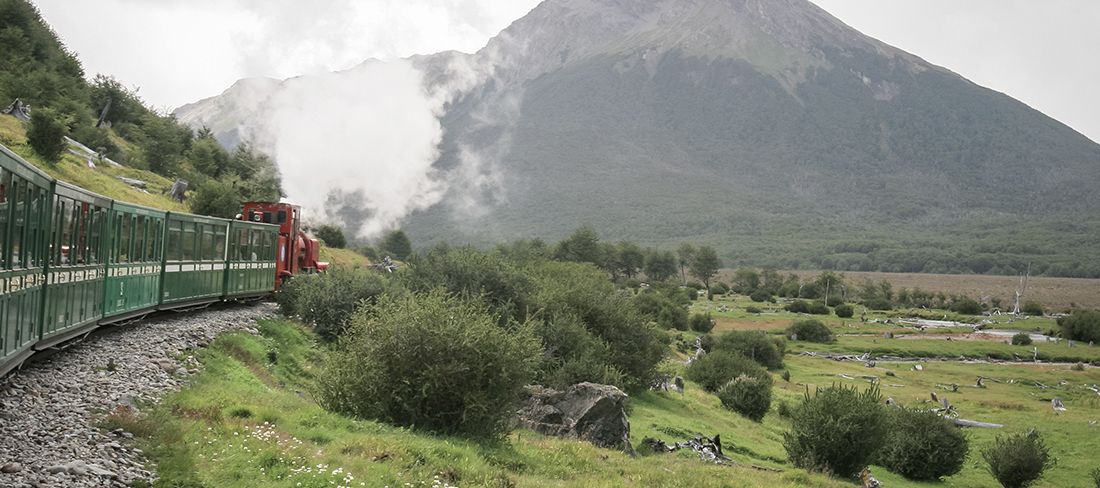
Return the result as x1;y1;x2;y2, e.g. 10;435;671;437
713;317;789;332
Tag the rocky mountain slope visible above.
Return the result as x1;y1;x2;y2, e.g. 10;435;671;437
175;0;1100;276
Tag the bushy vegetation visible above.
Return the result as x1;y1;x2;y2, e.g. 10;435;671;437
951;297;984;315
982;430;1055;488
380;230;412;260
26;107;66;162
834;303;854;318
1022;301;1044;316
786;320;833;343
713;331;784;369
689;312;714;333
402;245;534;325
749;289;773;303
784;384;886;478
527;260;667;391
878;408;969;480
314;225;346;249
717;374;772;422
633;288;689;330
1012;333;1033;346
1058;311;1100;343
786;300;829;315
316;291;540;439
275;269;392;341
686;351;769;393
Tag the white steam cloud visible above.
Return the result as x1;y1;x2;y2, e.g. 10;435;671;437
247;53;508;239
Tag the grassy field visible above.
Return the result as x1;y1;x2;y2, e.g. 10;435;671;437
319;247;372;270
113;319;844;488
766;269;1100;312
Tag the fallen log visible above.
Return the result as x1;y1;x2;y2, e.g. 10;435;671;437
953;418;1003;429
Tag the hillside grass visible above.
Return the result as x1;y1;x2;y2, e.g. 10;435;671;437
110;318;844;488
319;247;371;270
0;115;187;211
110;316;1100;488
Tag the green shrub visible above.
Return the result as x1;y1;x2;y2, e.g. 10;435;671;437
784;384;887;478
786;320;833;343
314;225;347;249
808;301;830;315
717;374;772;422
951;297;983;315
1012;333;1033;346
277;269;392;340
1022;301;1044;316
710;282;730;296
786;300;810;313
686;351;769;392
27;107;68;163
529;261;667;392
714;331;784;369
781;370;791;382
634;291;689;331
776;400;793;418
834;303;854;318
1058;311;1100;343
982;430;1055;488
1090;467;1100;488
749;289;773;303
878;408;969;480
690;313;715;333
316;291;540;439
825;296;844;307
402;246;535;325
745;306;763;314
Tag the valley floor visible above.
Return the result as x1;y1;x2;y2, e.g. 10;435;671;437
122;312;1100;488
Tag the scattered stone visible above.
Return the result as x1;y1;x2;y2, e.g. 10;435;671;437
0;304;275;487
517;382;632;452
642;434;729;464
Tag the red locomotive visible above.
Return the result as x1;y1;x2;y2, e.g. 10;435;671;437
240;202;328;288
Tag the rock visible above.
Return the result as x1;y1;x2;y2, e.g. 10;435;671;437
45;465;67;474
1;462;22;473
516;382;631;451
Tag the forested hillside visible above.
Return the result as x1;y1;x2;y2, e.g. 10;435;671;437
0;0;281;216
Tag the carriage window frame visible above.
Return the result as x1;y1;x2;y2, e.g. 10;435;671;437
181;221;196;261
10;177;26;269
0;168;8;270
166;220;182;262
213;226;226;262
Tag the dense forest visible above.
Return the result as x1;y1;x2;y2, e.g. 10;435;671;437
0;0;281;217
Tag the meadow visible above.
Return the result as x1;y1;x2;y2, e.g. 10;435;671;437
119;290;1100;487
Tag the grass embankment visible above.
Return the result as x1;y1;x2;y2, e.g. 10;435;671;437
112;318;842;488
0;116;187;211
319;247;372;270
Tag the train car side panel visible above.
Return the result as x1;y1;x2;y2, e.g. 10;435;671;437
102;202;165;322
160;213;229;308
225;220;277;298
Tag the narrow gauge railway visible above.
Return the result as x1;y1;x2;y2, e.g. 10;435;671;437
0;143;326;377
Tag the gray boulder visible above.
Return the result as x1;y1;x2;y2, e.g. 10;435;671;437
517;383;631;452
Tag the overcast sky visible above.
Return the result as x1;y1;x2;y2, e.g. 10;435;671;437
33;0;1100;143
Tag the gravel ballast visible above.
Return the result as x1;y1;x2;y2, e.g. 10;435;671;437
0;303;277;487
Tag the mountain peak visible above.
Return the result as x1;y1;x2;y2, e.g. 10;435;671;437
481;0;927;84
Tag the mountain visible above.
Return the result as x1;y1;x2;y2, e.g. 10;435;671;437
175;0;1100;278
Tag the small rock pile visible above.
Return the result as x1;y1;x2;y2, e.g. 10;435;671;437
0;303;276;488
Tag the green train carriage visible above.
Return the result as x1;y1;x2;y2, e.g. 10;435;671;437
0;144;51;374
0;141;281;377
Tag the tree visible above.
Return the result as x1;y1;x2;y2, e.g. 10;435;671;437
677;243;696;283
188;137;229;177
315;225;347;248
731;268;761;293
379;230;412;260
615;241;644;280
189;178;241;218
553;225;602;265
982;430;1055;488
27;107;67;163
643;250;677;282
690;246;721;300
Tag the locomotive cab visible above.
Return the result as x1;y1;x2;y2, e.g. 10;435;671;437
240;202;328;289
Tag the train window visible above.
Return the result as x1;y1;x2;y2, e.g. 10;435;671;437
181;222;196;261
214;226;226;261
146;218;158;261
118;214;131;263
0;168;7;269
56;198;71;266
27;187;43;268
88;208;101;264
74;202;89;265
134;216;146;263
277;210;287;224
237;228;249;261
251;229;263;261
166;221;181;262
201;224;214;262
11;178;25;268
